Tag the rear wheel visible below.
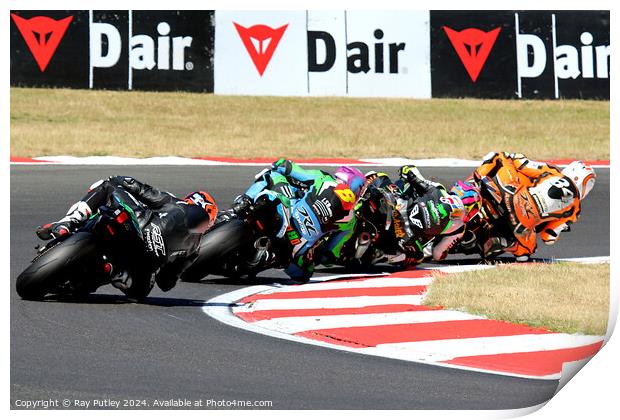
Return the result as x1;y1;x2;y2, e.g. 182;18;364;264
16;233;100;300
181;219;254;282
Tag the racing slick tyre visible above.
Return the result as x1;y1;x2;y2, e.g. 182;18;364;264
122;271;156;300
181;219;254;282
16;232;99;300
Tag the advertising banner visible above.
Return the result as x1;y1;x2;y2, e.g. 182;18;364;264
430;10;609;99
11;10;608;99
214;10;432;98
90;10;129;90
329;11;430;98
522;11;609;99
307;11;347;96
11;10;215;92
11;10;89;88
214;11;308;96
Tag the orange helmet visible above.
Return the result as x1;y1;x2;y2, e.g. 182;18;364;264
184;191;218;233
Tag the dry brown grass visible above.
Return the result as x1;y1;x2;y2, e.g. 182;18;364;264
423;263;610;335
10;87;609;160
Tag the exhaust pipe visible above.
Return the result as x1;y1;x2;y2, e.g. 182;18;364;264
354;232;372;260
247;237;271;268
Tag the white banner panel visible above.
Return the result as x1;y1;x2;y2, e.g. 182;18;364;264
214;11;432;98
344;11;431;98
215;11;307;95
307;11;347;96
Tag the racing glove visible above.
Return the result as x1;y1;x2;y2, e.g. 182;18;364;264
399;165;425;183
271;158;293;175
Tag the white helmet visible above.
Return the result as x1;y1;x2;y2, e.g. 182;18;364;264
561;161;596;199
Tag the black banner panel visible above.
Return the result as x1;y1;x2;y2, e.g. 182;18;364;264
91;10;129;90
11;10;89;88
514;11;556;99
431;11;517;99
553;11;609;99
10;10;215;92
430;10;609;99
130;11;214;92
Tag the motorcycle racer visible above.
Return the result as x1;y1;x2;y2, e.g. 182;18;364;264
36;176;218;292
395;165;479;263
361;165;480;264
431;179;482;260
472;152;595;260
230;159;364;282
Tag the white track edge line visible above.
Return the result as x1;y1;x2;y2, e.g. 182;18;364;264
202;260;609;380
202;288;560;380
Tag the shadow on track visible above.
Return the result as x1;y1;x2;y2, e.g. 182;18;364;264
41;293;208;307
38;256;554;307
183;275;303;287
313;256;522;273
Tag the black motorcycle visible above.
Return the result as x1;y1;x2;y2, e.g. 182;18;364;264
337;183;410;268
180;204;295;282
181;171;308;282
16;196;156;300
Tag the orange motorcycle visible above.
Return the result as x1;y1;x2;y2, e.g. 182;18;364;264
453;153;594;260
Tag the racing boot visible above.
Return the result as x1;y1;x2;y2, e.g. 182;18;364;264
36;201;92;240
457;230;478;254
482;236;512;258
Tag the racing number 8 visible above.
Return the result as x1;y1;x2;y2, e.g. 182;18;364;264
335;188;356;204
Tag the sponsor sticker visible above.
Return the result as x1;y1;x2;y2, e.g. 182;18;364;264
294;205;318;236
334;185;356;206
312;198;333;223
145;224;166;257
409;204;423;229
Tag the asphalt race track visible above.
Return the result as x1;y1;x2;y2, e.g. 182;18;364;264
10;165;610;410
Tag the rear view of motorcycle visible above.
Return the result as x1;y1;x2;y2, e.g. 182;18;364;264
16;196;156;300
181;179;296;282
338;182;405;268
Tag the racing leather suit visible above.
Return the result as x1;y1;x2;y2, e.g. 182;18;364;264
61;176;213;291
242;159;357;281
366;168;466;264
473;152;582;258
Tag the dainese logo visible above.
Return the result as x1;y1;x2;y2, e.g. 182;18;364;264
11;13;73;72
233;22;288;76
443;26;501;82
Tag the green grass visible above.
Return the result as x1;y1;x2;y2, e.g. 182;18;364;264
423;263;610;335
10;87;609;160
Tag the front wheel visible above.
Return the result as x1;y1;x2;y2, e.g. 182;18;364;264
16;233;101;300
122;272;155;300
